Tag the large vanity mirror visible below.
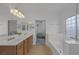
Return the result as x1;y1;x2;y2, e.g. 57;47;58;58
8;20;17;35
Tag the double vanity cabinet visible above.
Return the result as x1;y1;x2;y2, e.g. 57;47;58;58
0;34;33;55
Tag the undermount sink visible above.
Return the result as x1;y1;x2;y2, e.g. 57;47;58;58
0;33;27;42
7;35;19;41
8;36;15;41
24;33;27;35
7;33;27;41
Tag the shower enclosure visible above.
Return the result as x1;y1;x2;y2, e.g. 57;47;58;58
66;4;79;41
64;3;79;55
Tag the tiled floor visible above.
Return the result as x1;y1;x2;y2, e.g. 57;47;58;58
28;45;52;55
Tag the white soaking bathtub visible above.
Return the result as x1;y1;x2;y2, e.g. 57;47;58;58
46;34;64;55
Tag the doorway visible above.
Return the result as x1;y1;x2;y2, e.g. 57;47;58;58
35;20;46;45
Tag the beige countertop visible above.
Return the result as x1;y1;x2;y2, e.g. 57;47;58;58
0;32;32;46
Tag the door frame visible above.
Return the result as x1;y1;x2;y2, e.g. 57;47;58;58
35;20;46;45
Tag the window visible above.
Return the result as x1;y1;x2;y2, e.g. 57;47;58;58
66;15;79;39
77;15;79;39
66;16;76;39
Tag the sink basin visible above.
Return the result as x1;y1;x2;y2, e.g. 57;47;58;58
8;36;15;41
8;35;19;41
24;33;27;35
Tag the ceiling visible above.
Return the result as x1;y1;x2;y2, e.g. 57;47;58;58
4;3;69;16
0;3;76;23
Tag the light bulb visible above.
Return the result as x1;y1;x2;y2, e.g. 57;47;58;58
14;9;18;13
10;8;25;19
16;13;19;17
10;8;17;16
18;12;22;16
13;12;17;16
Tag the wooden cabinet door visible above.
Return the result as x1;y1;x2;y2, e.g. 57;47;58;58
23;39;28;55
29;35;33;48
16;42;24;55
0;46;16;55
27;35;33;52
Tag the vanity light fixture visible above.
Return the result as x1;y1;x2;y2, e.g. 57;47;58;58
10;8;25;18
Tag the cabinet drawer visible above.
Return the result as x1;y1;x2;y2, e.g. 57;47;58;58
0;46;16;55
27;35;33;52
24;39;28;55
